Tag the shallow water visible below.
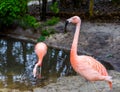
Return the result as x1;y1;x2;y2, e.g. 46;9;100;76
0;36;75;91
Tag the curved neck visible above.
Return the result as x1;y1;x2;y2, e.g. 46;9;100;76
70;22;81;56
37;55;43;66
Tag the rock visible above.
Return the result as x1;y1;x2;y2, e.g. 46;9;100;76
33;70;120;92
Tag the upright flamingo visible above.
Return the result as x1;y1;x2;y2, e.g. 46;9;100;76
65;16;112;90
33;42;47;77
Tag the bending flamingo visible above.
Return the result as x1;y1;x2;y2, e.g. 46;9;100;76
33;42;47;77
65;16;112;90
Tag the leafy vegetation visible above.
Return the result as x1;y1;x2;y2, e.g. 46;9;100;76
50;2;59;14
0;0;39;29
19;15;40;29
45;2;60;26
37;1;60;42
37;36;46;42
41;28;55;36
45;17;60;26
0;0;27;27
41;29;50;36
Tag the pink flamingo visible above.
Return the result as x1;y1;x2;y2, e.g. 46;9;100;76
65;16;112;90
33;42;47;77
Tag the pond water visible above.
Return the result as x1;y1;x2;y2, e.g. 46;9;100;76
0;36;75;91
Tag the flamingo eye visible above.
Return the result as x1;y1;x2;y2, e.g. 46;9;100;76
73;17;76;20
72;17;77;23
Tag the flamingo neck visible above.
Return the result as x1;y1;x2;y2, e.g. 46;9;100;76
37;53;44;66
38;58;43;66
70;22;81;56
34;59;42;72
36;55;43;66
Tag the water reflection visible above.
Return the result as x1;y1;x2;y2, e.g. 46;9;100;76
0;37;75;91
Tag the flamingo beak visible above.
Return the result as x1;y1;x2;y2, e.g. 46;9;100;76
64;20;69;33
33;65;37;78
33;65;42;78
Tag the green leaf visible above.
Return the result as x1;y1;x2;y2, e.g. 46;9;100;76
37;36;46;42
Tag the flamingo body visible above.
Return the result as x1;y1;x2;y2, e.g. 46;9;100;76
65;16;112;90
33;42;47;77
71;55;109;81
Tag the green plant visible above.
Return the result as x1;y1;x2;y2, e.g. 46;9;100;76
41;29;50;36
50;2;59;14
19;15;40;29
38;1;59;38
0;0;27;27
37;36;46;42
48;28;55;34
41;28;55;36
45;17;60;26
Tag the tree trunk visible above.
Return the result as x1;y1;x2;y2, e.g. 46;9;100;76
89;0;94;17
52;0;56;4
60;0;66;8
72;0;80;8
41;0;47;21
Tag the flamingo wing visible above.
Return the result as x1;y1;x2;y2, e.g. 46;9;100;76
82;55;108;76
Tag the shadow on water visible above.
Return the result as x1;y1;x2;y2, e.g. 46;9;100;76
0;36;76;91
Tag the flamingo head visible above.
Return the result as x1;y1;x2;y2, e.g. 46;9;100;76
33;62;42;78
64;16;81;32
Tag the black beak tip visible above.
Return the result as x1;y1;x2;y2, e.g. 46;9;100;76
34;76;36;79
64;21;69;33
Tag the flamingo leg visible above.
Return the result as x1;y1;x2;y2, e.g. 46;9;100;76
36;66;42;78
39;67;42;76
